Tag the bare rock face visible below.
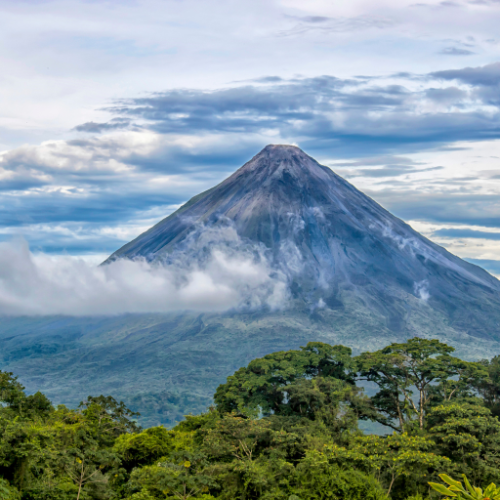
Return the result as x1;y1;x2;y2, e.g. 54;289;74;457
106;144;500;341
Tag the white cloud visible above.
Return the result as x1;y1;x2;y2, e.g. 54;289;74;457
414;279;430;301
0;238;289;316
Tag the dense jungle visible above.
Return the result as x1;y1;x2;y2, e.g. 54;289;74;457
2;337;500;500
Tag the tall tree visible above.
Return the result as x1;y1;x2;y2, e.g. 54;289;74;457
427;403;500;485
356;338;484;431
214;342;375;431
474;356;500;418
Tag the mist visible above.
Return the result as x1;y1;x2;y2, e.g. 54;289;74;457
0;239;289;316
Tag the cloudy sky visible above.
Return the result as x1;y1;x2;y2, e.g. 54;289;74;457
1;0;500;276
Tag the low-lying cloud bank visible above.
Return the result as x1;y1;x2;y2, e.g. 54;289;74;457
0;240;288;316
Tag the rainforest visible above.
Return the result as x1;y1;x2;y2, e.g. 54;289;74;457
2;337;500;500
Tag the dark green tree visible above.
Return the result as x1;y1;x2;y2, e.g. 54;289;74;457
214;342;377;432
474;356;500;417
356;337;485;431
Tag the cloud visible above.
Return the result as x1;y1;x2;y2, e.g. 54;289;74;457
296;16;331;23
73;119;131;133
439;47;475;55
424;86;467;103
341;165;443;178
433;228;500;239
331;155;425;167
432;62;500;86
331;155;445;178
94;71;500;159
372;190;500;228
0;238;288;316
278;14;395;36
0;131;240;222
414;280;430;301
107;77;347;135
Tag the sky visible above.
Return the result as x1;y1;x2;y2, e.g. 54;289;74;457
1;0;500;277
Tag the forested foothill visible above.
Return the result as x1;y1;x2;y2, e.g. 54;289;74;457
3;338;500;500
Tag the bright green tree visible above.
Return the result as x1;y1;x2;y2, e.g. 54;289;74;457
324;432;450;497
427;403;500;484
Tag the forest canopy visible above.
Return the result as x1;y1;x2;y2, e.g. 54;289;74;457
2;337;500;500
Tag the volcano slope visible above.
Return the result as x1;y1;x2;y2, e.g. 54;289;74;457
2;144;500;426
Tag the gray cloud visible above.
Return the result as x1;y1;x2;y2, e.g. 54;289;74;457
433;228;500;239
73;119;131;133
432;62;500;86
299;16;330;23
331;155;425;167
279;14;395;37
95;71;500;158
343;166;444;178
439;47;475;56
372;190;500;228
332;155;444;178
425;86;467;103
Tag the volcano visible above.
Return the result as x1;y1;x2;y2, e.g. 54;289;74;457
2;145;500;426
107;144;500;339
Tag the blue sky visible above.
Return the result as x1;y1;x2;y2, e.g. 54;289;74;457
1;0;500;274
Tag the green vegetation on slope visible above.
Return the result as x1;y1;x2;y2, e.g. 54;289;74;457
3;338;500;499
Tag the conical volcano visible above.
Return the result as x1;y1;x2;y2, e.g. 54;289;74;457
3;145;500;427
106;145;500;340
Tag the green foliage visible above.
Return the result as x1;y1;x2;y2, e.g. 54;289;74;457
214;342;377;434
475;356;500;418
114;426;175;470
430;473;500;499
2;338;500;500
320;432;449;498
0;371;53;419
0;477;21;500
214;343;355;414
0;371;26;407
292;458;388;500
427;403;500;484
356;338;487;432
128;452;215;500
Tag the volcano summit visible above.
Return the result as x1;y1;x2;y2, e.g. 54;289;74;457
2;145;500;426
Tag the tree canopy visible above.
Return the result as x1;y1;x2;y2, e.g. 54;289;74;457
1;337;499;500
